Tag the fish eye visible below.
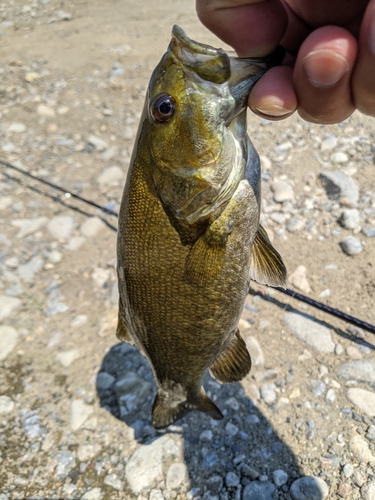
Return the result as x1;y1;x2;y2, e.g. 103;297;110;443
151;94;176;123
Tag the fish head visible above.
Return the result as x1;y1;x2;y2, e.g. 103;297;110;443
147;25;283;224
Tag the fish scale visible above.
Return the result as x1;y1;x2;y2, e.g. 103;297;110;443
116;25;287;429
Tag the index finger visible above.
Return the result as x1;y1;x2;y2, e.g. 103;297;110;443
196;0;288;56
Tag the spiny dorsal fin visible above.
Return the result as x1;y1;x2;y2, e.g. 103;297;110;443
250;225;287;287
210;329;251;383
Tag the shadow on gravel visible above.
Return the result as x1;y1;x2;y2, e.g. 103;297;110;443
97;343;309;498
250;289;375;352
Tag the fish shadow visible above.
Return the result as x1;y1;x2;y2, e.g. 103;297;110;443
95;343;319;499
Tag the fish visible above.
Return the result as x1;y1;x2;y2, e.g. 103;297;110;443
116;25;287;429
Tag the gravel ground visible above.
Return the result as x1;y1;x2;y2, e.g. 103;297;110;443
0;1;375;499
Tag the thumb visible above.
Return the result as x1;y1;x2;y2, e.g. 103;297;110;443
196;0;288;57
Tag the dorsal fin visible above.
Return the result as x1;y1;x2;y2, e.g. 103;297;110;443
250;225;287;287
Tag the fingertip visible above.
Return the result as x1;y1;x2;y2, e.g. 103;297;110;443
293;26;357;124
249;66;297;120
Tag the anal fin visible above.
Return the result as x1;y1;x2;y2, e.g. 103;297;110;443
250;224;287;287
210;329;251;383
152;389;223;429
116;311;134;345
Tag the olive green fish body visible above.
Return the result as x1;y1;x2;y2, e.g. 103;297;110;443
117;26;286;428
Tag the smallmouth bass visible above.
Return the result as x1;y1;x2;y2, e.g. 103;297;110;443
116;25;286;429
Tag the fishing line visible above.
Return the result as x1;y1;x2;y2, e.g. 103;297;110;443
1;157;374;337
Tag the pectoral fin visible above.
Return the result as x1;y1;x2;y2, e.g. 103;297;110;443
183;234;226;287
250;225;287;287
210;329;251;383
152;389;223;429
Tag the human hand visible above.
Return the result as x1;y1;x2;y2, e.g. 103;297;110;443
196;0;375;124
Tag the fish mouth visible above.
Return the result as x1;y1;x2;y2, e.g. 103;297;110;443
170;25;285;106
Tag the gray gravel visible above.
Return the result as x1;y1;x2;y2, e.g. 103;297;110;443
0;2;375;499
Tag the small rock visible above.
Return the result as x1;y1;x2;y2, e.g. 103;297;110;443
0;326;18;360
335;344;344;355
353;471;365;487
226;471;240;488
104;473;123;491
270;181;294;202
53;451;76;479
0;396;14;414
346;345;362;359
243;481;275;500
58;10;72;20
12;217;48;239
363;226;375;238
203;451;219;467
81;488;103;500
270;212;286;224
71;314;88;328
80;217;107;237
91;267;110;288
65;236;85;251
205;475;223;495
290;476;329;500
321;136;337;151
77;444;102;462
96;372;115;391
361;482;375;500
245;336;264;368
37;104;55;117
347;388;375;417
337;482;352;498
366;425;375;441
349;433;375;463
288;265;311;294
339;236;363;255
253;369;278;383
337;359;375;386
8;123;26;133
325;388;336;404
273;469;288;487
70;399;93;430
149;490;164;500
56;350;79;367
126;435;180;493
25;71;40;82
18;256;43;282
87;135;108;152
225;422;239;436
287;217;305;234
309;380;326;397
166;462;187;489
97;166;124;185
331;152;349;164
339;209;360;229
47;216;75;239
284;312;335;353
319;171;359;204
0;296;21;321
22;411;46;439
342;463;353;478
260;383;277;405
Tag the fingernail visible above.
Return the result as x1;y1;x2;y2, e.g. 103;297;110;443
303;49;349;88
254;105;294;117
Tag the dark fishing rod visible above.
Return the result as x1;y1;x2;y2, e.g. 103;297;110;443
1;157;374;337
0;158;118;217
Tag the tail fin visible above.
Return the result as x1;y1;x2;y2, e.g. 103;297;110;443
152;389;223;429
